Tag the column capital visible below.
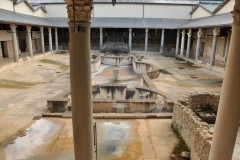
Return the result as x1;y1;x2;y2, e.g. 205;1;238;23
197;28;203;38
48;27;52;32
145;28;149;32
181;29;185;35
65;0;93;22
129;28;132;32
10;24;17;32
40;26;44;32
187;29;192;37
54;27;58;31
100;28;103;31
213;28;219;37
26;26;32;32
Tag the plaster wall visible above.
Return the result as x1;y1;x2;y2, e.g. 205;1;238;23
216;0;234;15
33;8;46;17
14;2;34;16
44;4;67;17
0;0;14;11
192;7;211;19
0;30;12;41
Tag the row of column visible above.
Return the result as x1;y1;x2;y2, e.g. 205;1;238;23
10;24;59;62
99;28;165;53
175;28;231;67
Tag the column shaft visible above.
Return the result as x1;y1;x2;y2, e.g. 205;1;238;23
40;27;45;54
129;28;132;51
55;28;59;51
210;28;218;66
26;26;33;58
145;28;148;52
100;28;103;47
10;25;19;62
48;28;53;52
195;28;202;64
160;29;165;54
180;29;185;56
175;29;180;55
209;24;240;160
185;29;192;61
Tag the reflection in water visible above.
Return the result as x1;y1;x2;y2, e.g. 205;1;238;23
5;119;61;160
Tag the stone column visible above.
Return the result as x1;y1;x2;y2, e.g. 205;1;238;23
10;24;19;62
26;26;33;58
160;29;165;54
48;27;53;52
185;29;192;61
100;28;103;47
209;2;240;159
65;0;93;160
40;27;45;54
175;29;180;55
180;29;185;56
210;28;218;67
129;28;132;51
145;28;148;53
55;28;59;51
113;68;120;82
224;30;231;62
195;28;202;65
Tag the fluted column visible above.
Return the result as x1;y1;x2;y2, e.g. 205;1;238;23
180;29;185;56
48;27;53;52
175;29;180;55
40;27;45;54
100;28;103;47
224;30;231;62
65;0;94;160
129;28;132;51
145;28;149;53
10;24;19;62
185;29;192;61
160;29;165;54
210;28;218;67
26;26;33;58
55;28;59;51
209;1;240;159
195;28;202;65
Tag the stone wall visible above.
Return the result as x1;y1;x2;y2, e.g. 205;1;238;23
91;54;101;72
172;93;220;160
101;55;131;66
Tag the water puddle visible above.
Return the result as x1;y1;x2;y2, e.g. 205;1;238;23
5;119;61;160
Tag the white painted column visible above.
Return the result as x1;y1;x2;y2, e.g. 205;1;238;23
145;28;149;53
195;28;202;65
100;28;103;47
40;27;45;54
210;28;218;67
224;30;231;62
65;0;94;160
209;24;240;160
26;26;33;58
48;27;53;52
175;29;180;55
180;29;185;56
160;29;165;54
10;24;19;62
185;29;192;61
55;28;59;51
129;28;132;51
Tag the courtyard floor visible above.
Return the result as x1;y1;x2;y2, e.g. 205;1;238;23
0;51;236;159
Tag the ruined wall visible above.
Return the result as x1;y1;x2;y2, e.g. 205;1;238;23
101;55;131;66
172;93;220;160
91;54;101;72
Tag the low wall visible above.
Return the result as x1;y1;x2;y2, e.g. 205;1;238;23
172;93;220;160
91;54;101;72
101;55;131;66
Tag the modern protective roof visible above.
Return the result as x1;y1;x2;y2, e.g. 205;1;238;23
180;12;232;28
0;8;55;27
50;17;188;29
28;0;224;5
190;1;222;14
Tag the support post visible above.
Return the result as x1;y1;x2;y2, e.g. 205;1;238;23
100;28;103;47
209;2;240;159
129;28;132;51
55;28;59;51
180;29;185;56
185;29;192;61
210;28;218;67
160;29;165;54
26;26;33;58
10;24;19;62
40;27;45;54
65;0;94;160
175;29;180;55
195;28;202;65
224;30;231;62
48;27;53;52
145;28;148;53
